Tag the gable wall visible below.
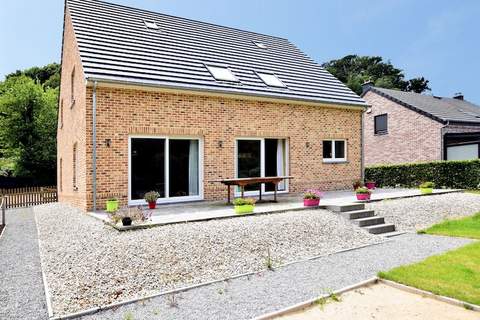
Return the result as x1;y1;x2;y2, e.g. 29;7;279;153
363;90;444;166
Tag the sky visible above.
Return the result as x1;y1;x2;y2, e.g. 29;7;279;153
1;0;479;102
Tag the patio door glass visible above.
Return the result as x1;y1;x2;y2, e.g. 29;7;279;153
237;140;261;191
169;139;199;197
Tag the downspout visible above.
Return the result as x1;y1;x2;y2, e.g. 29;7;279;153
361;109;365;181
92;81;98;212
441;120;450;160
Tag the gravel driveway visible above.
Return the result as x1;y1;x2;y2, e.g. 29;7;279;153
35;203;382;316
368;192;480;232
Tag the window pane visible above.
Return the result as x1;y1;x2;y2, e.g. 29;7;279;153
323;140;332;159
207;66;238;82
335;141;345;159
169;139;199;197
237;140;261;191
131;138;165;200
375;114;388;133
265;139;286;191
257;73;286;87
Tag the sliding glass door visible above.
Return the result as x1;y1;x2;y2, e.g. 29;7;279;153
236;138;288;195
129;137;202;204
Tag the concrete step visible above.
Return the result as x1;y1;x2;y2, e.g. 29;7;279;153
382;231;406;238
364;223;395;235
341;209;375;220
327;203;365;213
352;216;385;227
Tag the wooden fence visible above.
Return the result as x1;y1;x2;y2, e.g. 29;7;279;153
0;186;58;209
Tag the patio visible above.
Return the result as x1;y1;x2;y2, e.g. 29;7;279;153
89;188;462;230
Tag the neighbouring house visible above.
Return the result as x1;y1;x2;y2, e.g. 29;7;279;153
57;0;367;211
362;83;480;166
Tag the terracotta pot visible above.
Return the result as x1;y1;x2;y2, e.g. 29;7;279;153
365;182;376;190
148;201;156;209
303;198;320;207
356;193;371;201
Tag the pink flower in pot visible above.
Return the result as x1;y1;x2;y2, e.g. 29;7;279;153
355;187;371;201
365;181;376;190
303;189;324;207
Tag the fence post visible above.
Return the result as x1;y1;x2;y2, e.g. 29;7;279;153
1;196;5;226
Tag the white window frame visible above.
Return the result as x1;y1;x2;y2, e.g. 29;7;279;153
128;135;204;206
205;65;239;82
322;139;347;163
234;137;289;197
255;72;286;88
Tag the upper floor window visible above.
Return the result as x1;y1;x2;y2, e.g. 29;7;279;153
323;139;347;163
206;65;239;82
256;72;286;88
374;114;388;134
70;67;75;108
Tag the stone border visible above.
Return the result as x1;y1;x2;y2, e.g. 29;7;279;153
356;189;463;203
45;238;391;319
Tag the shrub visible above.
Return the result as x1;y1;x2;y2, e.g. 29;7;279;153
144;191;160;203
365;160;480;189
419;181;435;189
233;198;256;206
303;189;324;200
355;187;371;194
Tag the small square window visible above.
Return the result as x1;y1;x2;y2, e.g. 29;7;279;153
252;41;268;49
206;65;239;82
323;139;347;163
257;72;286;88
374;114;388;134
144;20;159;30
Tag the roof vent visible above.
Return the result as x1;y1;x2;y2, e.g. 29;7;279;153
453;92;464;100
252;41;268;49
144;20;160;30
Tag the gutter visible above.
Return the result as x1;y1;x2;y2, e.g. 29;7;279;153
92;81;98;212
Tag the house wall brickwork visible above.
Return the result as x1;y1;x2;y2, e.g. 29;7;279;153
363;90;444;166
57;12;88;210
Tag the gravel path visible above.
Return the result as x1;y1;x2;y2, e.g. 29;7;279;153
368;192;480;232
34;203;383;316
0;208;48;320
80;233;472;320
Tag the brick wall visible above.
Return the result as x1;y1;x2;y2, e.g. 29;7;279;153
57;12;88;209
363;90;444;166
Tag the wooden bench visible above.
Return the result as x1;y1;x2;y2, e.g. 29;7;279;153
209;176;294;204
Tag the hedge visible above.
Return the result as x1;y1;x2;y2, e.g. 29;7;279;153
365;159;480;189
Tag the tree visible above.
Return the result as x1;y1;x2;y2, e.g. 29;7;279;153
322;55;430;95
6;63;61;89
0;75;58;184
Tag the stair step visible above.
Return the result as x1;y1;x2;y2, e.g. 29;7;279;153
364;223;395;235
342;209;375;220
382;231;406;238
352;216;385;227
327;203;365;213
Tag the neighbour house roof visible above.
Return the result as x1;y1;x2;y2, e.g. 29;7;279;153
65;0;367;107
366;87;480;125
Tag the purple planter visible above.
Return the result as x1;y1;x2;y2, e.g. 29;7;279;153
356;193;371;201
366;182;376;190
303;198;320;207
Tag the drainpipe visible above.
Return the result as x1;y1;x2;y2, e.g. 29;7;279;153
441;120;450;160
92;81;98;212
361;109;366;181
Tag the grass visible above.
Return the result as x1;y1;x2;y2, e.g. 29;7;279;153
421;213;480;239
466;190;480;195
379;242;480;306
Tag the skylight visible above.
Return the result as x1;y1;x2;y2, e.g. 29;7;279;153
144;20;159;30
252;41;268;49
206;65;239;82
257;72;286;88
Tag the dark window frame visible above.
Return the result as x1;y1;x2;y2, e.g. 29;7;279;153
374;114;388;135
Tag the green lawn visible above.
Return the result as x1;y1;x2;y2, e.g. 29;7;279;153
422;213;480;239
379;242;480;305
466;190;480;195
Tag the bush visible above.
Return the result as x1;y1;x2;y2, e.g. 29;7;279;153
365;160;480;189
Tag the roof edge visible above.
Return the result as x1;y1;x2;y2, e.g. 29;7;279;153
86;77;369;110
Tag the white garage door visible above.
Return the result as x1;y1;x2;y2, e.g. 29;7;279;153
446;144;479;160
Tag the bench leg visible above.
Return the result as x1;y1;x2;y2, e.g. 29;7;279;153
274;183;278;202
241;186;245;198
227;185;231;205
259;184;262;202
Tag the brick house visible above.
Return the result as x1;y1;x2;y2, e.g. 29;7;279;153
362;84;480;166
58;0;367;211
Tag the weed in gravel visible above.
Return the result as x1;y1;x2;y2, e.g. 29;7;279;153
328;290;341;302
265;247;274;270
152;309;160;315
166;293;178;308
123;312;134;320
314;296;328;309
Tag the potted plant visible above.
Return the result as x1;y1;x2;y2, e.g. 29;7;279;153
303;189;324;207
355;187;372;201
144;191;160;209
353;180;364;190
365;181;376;190
109;207;144;226
106;197;119;213
233;198;256;214
419;182;434;194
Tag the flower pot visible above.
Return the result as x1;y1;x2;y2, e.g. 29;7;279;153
303;198;320;207
122;217;132;226
420;188;433;194
106;200;119;213
148;201;156;209
235;204;254;214
356;193;371;201
365;182;376;190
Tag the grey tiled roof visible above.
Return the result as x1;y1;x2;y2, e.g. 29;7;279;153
370;87;480;124
66;0;367;107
